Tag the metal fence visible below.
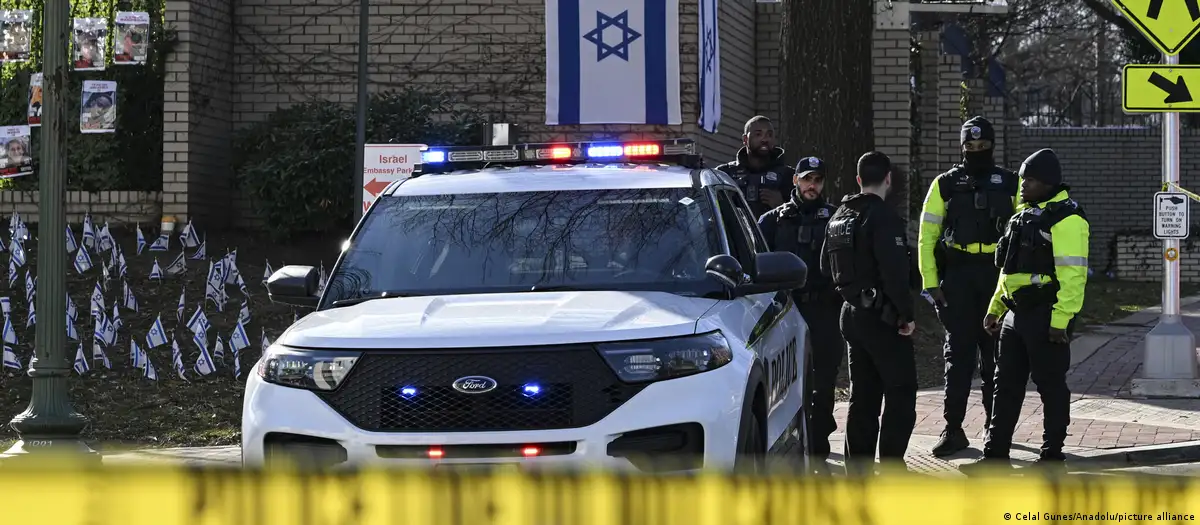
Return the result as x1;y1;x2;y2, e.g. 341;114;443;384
1019;85;1160;129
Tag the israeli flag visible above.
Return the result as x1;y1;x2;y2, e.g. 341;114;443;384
697;0;720;133
190;237;206;260
24;301;33;328
73;343;89;375
212;335;225;364
262;260;273;284
72;246;92;274
545;0;681;125
238;300;251;326
136;224;146;255
66;315;78;341
81;213;95;250
230;321;250;351
2;346;20;370
66;293;77;322
146;315;168;348
65;225;78;253
186;305;210;336
171;339;187;380
10;239;25;267
149;259;163;280
144;357;158;381
0;297;9;315
122;281;138;312
130;339;144;368
2;316;16;345
92;342;111;369
148;234;170;252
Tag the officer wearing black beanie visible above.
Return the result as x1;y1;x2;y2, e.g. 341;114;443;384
961;148;1090;474
917;116;1021;457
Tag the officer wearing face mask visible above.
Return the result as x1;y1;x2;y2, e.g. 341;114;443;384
960;148;1089;475
918;116;1020;458
716;116;795;218
757;156;843;473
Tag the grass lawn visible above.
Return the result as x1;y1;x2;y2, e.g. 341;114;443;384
0;224;1186;451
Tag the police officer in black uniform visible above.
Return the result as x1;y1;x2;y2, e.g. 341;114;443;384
715;116;795;218
918;116;1021;457
820;151;919;474
758;156;843;473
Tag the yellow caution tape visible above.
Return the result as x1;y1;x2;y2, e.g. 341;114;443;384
0;466;1197;525
1163;181;1200;203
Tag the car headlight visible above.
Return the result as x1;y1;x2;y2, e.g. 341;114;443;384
597;331;733;384
257;346;361;391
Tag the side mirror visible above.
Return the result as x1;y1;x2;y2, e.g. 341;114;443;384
705;254;744;289
266;265;319;308
735;252;807;296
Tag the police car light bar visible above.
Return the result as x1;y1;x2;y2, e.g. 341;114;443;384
417;138;700;174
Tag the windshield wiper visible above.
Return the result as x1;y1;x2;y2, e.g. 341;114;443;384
528;285;590;292
329;292;419;308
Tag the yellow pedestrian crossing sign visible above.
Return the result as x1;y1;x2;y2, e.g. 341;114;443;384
1110;0;1200;55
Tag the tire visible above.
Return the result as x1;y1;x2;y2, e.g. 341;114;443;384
734;407;766;475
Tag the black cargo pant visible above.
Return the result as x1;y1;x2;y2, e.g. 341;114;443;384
798;290;845;460
982;301;1072;460
839;302;918;469
937;251;999;431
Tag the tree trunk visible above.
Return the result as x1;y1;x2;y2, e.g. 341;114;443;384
778;0;875;202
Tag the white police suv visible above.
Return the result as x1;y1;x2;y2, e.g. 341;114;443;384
245;139;812;473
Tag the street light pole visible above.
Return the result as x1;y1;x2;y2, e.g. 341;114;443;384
352;0;369;224
0;0;96;461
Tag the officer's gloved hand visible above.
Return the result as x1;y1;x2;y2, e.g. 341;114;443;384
982;314;1001;336
1048;327;1070;344
926;287;947;307
759;189;784;209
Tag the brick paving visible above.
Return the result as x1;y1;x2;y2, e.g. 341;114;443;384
831;308;1200;465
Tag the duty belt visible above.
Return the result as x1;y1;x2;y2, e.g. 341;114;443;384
1001;284;1059;311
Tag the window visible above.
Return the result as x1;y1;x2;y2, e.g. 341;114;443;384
726;190;771;254
320;187;726;307
714;189;756;276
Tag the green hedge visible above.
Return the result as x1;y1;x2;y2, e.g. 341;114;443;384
0;0;173;192
232;88;486;240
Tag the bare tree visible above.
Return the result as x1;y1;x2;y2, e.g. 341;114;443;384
778;0;875;200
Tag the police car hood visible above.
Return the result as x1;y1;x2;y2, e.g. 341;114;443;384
278;291;718;349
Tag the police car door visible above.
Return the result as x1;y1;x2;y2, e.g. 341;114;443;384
715;189;803;448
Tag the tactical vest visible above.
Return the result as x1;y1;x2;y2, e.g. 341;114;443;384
824;205;873;301
940;167;1019;246
996;199;1086;279
773;201;834;290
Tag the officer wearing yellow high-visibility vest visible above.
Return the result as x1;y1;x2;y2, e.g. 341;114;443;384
960;148;1088;474
918;116;1020;457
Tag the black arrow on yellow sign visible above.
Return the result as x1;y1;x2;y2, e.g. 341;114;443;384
1148;0;1200;21
1149;71;1194;103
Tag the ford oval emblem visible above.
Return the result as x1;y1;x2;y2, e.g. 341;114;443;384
452;376;498;394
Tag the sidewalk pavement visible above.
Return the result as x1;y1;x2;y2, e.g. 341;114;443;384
103;296;1200;472
824;294;1200;477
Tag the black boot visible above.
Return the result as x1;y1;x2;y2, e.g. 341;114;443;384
932;427;970;457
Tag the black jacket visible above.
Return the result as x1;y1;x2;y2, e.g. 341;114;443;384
820;192;916;324
758;191;837;294
715;147;795;218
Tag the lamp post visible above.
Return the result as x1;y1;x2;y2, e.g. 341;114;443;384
0;0;97;461
352;0;369;224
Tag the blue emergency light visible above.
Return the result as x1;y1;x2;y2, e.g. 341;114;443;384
416;138;699;175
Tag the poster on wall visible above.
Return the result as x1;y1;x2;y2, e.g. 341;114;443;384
80;80;116;134
72;18;107;71
113;12;149;65
0;10;32;62
27;72;40;127
0;126;33;178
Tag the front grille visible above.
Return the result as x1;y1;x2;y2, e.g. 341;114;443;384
316;345;646;432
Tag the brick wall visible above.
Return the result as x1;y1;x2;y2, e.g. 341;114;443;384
1020;127;1193;276
0;192;161;225
161;0;235;226
872;27;913;215
694;0;757;167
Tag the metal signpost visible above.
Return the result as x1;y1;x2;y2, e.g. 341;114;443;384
1115;0;1200;396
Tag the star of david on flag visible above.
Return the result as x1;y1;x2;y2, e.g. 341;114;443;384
545;0;681;125
697;0;720;133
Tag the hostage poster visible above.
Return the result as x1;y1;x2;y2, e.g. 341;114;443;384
1;10;32;62
113;12;149;65
0;126;33;178
80;80;117;134
73;18;107;71
27;72;41;127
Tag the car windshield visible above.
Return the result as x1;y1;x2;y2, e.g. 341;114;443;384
320;186;726;307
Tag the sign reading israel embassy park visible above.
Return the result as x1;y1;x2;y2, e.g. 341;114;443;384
361;144;424;214
1115;0;1200;112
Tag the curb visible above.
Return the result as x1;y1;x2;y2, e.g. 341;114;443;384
1076;440;1200;469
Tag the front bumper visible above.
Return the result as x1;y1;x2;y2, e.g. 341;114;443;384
241;360;748;472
